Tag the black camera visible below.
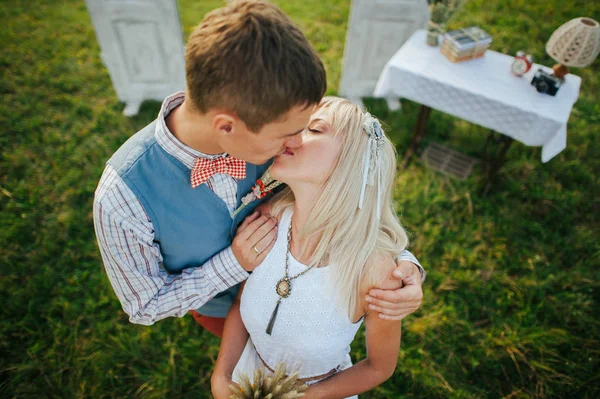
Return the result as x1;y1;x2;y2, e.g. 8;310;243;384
530;68;563;96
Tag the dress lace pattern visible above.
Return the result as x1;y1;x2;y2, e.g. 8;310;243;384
237;207;363;384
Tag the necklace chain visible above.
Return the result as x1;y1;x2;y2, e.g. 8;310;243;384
266;216;314;335
283;218;315;284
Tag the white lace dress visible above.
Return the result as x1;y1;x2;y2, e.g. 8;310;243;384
232;208;362;399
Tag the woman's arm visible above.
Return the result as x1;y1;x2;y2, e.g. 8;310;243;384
211;283;249;399
304;257;402;399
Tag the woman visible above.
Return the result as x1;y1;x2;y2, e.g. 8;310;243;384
211;97;409;398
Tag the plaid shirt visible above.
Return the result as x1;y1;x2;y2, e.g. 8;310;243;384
93;92;425;325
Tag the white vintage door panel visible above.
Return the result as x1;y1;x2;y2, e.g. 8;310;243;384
339;0;429;106
86;0;186;115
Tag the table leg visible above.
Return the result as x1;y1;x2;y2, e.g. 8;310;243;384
402;105;432;168
482;130;513;195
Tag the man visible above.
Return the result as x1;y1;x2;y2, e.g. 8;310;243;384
93;0;425;337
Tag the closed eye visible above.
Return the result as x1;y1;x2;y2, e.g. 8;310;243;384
308;128;321;133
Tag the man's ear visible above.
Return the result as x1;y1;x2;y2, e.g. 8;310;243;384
212;113;236;136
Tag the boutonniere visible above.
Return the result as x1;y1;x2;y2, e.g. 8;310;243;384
232;167;283;218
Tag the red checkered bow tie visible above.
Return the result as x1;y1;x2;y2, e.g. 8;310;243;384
190;156;246;188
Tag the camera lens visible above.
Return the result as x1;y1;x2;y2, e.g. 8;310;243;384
535;80;549;93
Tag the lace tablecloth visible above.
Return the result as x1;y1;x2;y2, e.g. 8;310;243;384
374;30;581;162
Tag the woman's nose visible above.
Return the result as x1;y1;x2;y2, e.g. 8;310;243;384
285;132;303;148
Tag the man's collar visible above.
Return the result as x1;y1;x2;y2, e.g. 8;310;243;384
155;92;227;169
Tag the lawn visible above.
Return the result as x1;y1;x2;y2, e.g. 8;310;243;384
1;0;598;398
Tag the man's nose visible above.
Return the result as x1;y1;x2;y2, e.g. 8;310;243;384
286;133;303;148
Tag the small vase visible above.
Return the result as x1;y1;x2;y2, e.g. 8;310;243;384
426;21;441;46
427;28;439;46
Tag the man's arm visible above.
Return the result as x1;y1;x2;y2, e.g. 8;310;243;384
366;249;425;321
398;249;426;282
93;166;249;325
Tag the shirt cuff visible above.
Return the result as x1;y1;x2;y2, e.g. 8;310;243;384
204;247;249;293
397;249;426;283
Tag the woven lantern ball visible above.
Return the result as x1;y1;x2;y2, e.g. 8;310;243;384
546;17;600;68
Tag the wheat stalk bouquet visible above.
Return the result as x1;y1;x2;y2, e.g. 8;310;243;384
229;362;308;399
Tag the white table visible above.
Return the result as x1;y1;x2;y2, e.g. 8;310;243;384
374;29;581;168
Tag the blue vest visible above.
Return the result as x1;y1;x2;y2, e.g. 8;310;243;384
107;121;270;317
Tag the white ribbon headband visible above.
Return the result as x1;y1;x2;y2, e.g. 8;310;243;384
358;113;384;220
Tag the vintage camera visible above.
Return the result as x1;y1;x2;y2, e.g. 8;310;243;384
530;68;563;96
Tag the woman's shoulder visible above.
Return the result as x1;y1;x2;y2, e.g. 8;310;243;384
355;253;400;316
364;252;398;287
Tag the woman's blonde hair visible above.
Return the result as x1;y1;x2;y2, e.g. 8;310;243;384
270;96;409;318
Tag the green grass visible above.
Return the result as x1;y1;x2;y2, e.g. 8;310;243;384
1;0;598;398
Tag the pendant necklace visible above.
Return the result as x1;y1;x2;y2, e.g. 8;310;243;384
266;218;316;335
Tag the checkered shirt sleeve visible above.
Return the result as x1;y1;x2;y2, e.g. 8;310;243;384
398;249;426;283
93;165;248;325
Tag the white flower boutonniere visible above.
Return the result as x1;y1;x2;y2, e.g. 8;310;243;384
232;167;283;218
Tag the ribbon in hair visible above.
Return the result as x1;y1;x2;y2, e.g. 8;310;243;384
358;114;384;220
